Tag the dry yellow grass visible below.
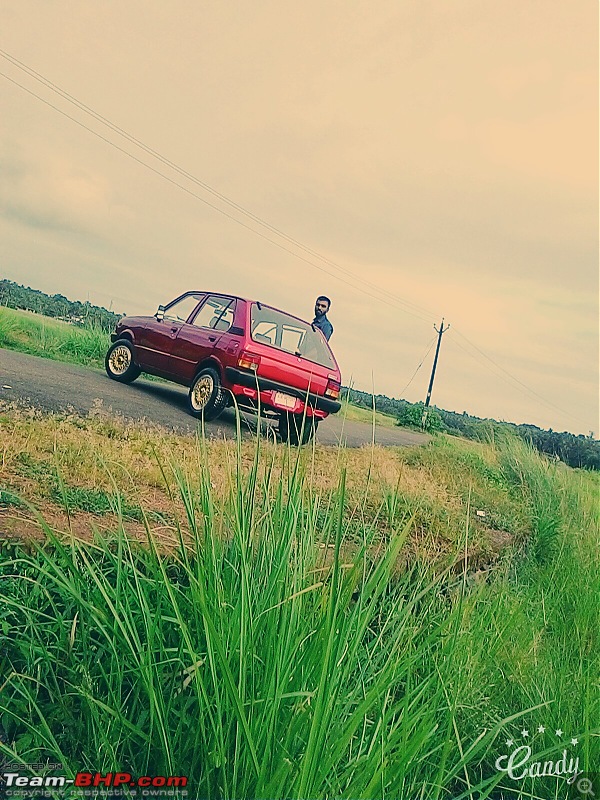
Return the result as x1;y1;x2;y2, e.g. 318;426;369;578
0;401;527;571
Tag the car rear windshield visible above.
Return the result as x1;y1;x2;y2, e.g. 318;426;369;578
250;304;336;369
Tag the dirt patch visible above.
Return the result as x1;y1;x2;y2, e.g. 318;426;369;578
0;506;181;550
485;527;514;554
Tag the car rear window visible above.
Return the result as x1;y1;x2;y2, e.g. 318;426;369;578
250;304;336;369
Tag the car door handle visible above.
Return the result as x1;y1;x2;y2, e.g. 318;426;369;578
170;326;178;333
208;335;216;342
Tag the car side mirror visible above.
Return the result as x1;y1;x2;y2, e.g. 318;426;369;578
156;305;165;321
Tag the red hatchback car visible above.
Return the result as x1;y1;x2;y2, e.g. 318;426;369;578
105;291;342;444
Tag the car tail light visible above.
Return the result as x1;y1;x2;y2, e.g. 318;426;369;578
325;378;341;399
238;351;261;371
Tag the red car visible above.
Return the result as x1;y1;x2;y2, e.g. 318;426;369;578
105;291;341;444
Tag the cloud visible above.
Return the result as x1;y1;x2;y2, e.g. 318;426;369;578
0;142;118;236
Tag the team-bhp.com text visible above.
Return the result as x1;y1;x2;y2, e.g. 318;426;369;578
2;772;187;790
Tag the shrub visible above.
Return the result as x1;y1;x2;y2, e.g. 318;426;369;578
396;401;442;432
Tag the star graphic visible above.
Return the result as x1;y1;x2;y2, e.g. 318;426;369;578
537;725;546;734
571;738;578;746
555;729;563;737
506;739;514;747
521;729;529;738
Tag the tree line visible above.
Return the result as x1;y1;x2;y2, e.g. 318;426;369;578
342;387;599;471
0;280;123;332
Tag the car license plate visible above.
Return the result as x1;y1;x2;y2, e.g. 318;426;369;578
274;392;296;409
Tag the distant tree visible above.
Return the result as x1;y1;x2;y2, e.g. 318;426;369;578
339;384;599;470
0;279;125;332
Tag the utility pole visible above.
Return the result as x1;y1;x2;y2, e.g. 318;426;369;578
422;318;450;429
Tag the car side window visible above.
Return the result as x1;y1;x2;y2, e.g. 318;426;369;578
164;294;205;323
191;296;236;331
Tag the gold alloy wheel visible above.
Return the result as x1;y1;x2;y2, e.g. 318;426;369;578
108;345;132;375
191;374;214;410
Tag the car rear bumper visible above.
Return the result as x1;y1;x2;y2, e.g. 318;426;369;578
225;367;341;415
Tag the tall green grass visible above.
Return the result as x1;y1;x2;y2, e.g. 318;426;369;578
0;434;597;799
0;306;109;367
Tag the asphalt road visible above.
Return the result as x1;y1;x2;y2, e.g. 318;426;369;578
0;349;429;448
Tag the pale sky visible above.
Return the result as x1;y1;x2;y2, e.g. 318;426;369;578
1;1;597;435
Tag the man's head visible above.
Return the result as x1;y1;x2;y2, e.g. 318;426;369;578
314;295;331;318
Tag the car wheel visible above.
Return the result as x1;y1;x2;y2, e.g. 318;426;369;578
105;339;141;384
188;367;227;421
279;412;318;446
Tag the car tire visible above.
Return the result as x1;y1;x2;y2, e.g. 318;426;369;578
279;412;318;446
188;367;228;421
105;339;141;384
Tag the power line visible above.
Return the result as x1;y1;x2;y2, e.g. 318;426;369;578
397;335;437;397
446;329;590;428
0;49;439;325
1;51;589;430
0;69;438;325
452;327;578;418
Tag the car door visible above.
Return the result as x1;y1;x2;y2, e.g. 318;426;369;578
164;295;237;384
135;293;205;374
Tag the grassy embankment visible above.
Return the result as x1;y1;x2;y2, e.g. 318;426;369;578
0;404;598;799
0;306;108;368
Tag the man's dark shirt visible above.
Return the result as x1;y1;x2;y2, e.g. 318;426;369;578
313;313;333;341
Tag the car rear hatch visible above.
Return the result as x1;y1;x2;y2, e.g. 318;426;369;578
246;303;339;399
254;345;331;394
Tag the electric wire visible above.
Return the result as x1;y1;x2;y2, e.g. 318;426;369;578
0;69;437;325
452;327;581;420
0;52;590;430
397;336;437;397
446;329;589;428
0;49;438;324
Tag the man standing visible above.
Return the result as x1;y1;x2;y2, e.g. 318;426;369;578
312;295;333;341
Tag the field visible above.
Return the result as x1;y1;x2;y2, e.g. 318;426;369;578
0;402;598;799
0;306;109;368
339;398;397;428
